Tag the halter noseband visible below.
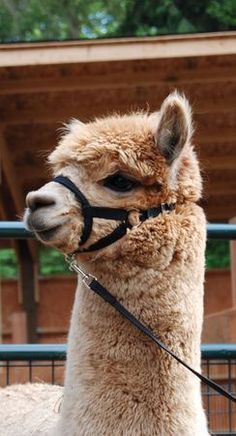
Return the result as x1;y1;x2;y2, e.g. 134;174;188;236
53;175;176;253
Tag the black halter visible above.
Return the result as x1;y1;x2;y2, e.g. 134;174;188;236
53;175;176;253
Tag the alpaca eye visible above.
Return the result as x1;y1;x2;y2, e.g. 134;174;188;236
103;174;138;192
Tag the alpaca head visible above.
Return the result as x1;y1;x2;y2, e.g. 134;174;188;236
24;91;202;264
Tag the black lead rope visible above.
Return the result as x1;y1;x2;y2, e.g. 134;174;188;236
66;257;236;404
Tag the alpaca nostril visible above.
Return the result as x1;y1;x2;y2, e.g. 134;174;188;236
26;192;56;212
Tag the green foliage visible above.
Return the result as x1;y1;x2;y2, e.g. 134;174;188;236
0;240;230;279
0;0;235;43
0;247;70;278
116;0;236;37
206;240;230;269
207;0;236;28
39;247;72;276
0;0;126;42
0;249;18;278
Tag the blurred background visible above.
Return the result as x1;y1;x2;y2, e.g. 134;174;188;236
0;1;236;432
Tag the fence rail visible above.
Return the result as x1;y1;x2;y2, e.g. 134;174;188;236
1;221;236;240
0;343;236;360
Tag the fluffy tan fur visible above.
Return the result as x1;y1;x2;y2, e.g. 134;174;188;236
0;92;209;435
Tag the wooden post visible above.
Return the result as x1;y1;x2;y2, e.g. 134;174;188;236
11;312;27;343
230;217;236;307
0;280;2;344
16;240;38;343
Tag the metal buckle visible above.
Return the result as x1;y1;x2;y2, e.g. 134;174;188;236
65;255;95;288
160;203;165;213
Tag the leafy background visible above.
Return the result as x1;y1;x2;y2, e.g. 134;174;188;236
0;0;235;43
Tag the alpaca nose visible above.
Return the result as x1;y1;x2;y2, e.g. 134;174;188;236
26;191;56;212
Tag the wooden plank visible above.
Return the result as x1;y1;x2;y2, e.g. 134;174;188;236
0;196;14;247
201;156;236;171
0;131;26;213
15;240;38;343
0;32;236;68
1;170;24;220
0;182;38;343
201;193;236;218
5;123;236;155
0;132;38;261
1;53;234;83
11;312;27;343
230;217;236;306
203;207;236;222
0;240;12;248
0;197;7;219
1;83;236;124
197;139;236;154
204;169;236;192
0;55;235;95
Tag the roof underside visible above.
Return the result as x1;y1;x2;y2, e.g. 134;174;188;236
1;32;236;227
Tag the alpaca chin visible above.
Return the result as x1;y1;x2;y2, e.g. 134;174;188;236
25;213;66;241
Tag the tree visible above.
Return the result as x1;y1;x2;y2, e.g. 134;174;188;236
116;0;236;37
0;0;235;43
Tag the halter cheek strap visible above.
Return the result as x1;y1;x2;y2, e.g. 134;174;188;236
53;175;176;253
54;175;93;245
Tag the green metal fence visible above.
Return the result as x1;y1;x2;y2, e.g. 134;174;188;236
0;343;235;435
0;342;235;361
1;221;236;239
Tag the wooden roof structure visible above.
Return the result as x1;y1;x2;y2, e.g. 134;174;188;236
1;31;236;224
0;31;236;342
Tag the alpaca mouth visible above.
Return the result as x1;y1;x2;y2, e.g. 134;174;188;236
25;212;68;241
35;225;62;241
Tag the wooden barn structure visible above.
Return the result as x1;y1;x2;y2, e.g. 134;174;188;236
0;31;236;343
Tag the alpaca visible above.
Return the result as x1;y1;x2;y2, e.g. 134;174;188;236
0;92;209;435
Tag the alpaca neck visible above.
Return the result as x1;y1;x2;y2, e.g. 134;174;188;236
58;254;207;435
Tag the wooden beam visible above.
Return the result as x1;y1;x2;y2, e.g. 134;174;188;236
0;131;25;213
0;56;236;95
11;312;27;343
202;156;236;171
0;200;14;248
0;32;236;68
1;87;236;125
0;198;7;220
204;209;236;221
5;123;236;155
5;123;236;144
201;195;236;221
207;186;236;197
15;240;38;343
230;217;236;307
0;131;37;260
1;132;39;341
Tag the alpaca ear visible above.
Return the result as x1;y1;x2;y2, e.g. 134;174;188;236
155;92;193;164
